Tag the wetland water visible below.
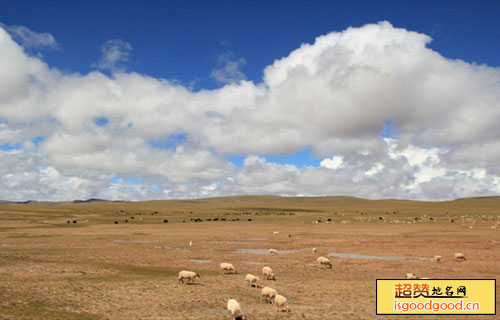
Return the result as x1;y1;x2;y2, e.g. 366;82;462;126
230;248;308;254
328;252;433;261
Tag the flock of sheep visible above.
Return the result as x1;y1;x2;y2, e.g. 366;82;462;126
176;233;468;319
177;241;335;319
406;253;467;279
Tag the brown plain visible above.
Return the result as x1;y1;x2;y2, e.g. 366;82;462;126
0;195;499;319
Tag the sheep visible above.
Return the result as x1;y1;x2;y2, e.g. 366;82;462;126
273;231;279;235
406;273;418;280
434;255;442;263
312;247;317;253
261;286;277;303
262;266;276;280
178;270;200;284
220;262;237;274
269;248;278;255
245;274;259;287
189;241;192;247
227;298;245;320
274;294;290;312
316;256;332;269
454;253;466;262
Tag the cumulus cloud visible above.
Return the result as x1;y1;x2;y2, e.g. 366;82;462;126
0;23;58;50
320;156;344;169
0;21;500;201
210;51;246;84
93;39;132;72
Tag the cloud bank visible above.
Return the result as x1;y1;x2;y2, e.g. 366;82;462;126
1;21;499;201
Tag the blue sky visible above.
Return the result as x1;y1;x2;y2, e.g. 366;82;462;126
1;0;500;88
1;1;500;201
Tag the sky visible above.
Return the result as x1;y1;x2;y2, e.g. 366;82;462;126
1;1;500;201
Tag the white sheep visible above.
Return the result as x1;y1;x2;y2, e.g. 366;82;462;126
262;266;276;280
406;273;417;280
227;298;245;320
220;262;237;274
434;255;442;263
316;256;332;269
274;294;290;312
312;247;317;253
454;253;466;262
245;274;259;287
269;248;278;255
261;286;277;303
178;270;200;284
273;231;279;235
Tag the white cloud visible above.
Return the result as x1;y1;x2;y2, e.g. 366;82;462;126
210;51;246;84
320;156;344;169
1;22;500;201
1;23;58;50
93;39;132;72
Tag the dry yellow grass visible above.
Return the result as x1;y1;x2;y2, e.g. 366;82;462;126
0;196;499;319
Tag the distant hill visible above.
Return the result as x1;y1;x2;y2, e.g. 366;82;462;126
72;198;110;203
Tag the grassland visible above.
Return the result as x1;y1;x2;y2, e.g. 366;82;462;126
0;195;499;319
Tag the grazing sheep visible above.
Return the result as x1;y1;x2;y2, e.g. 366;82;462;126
261;286;277;303
454;253;467;262
274;294;290;312
227;299;245;320
406;273;418;280
245;274;259;287
262;266;276;280
273;231;279;235
312;247;317;253
316;256;332;269
269;248;278;255
220;262;237;274
178;270;200;284
434;255;442;263
189;241;192;247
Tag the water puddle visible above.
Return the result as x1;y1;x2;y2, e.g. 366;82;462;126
209;241;250;244
113;240;158;243
188;259;213;263
230;248;307;255
0;243;9;247
172;248;191;252
328;252;433;261
246;238;267;241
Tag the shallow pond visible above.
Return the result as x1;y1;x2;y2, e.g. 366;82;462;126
230;248;307;255
328;252;433;261
188;259;213;263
